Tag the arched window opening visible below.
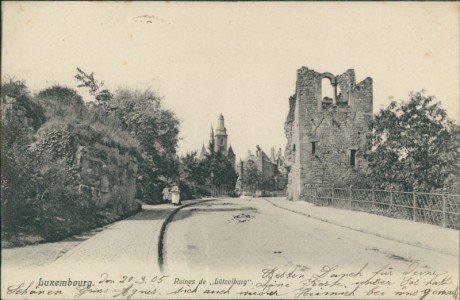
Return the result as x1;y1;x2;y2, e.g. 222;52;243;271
321;78;335;105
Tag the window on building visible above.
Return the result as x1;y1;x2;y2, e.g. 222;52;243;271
350;149;357;167
311;142;316;155
220;139;224;145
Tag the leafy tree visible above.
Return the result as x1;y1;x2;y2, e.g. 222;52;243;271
36;85;86;119
363;91;460;192
241;162;263;192
178;151;209;199
75;67;113;105
74;69;182;201
2;76;28;98
179;138;238;196
180;151;206;185
262;176;277;191
202;141;238;191
108;88;181;200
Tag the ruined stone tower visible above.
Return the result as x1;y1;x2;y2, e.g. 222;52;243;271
284;67;373;200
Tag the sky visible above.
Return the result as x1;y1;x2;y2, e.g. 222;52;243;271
3;2;459;160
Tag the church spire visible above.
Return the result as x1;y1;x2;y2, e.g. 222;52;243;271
199;143;207;160
209;125;215;152
214;114;228;154
216;113;227;135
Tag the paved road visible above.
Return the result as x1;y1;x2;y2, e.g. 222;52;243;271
3;203;177;276
3;197;459;299
164;197;458;280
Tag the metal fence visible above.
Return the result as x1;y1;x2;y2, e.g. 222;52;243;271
303;185;460;230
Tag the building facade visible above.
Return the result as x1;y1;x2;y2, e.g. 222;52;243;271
236;145;284;192
284;67;373;200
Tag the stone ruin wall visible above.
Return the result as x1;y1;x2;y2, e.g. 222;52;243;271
75;143;139;215
285;67;373;200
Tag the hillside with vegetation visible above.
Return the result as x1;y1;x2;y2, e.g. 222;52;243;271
1;70;181;247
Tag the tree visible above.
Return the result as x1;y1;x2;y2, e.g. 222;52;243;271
202;142;238;191
242;162;263;193
363;91;460;192
108;88;181;200
36;85;86;119
177;151;209;199
75;67;113;105
180;151;207;185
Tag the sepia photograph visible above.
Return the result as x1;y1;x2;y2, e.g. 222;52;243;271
1;2;459;299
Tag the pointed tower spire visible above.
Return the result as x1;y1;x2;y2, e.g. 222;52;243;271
209;125;216;153
199;143;207;160
214;114;228;154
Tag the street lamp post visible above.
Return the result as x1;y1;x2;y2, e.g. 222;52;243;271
210;172;214;197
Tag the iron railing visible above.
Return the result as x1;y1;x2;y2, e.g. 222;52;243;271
303;185;460;230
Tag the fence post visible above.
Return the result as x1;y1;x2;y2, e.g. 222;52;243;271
412;190;417;222
349;185;353;210
314;184;318;206
331;184;335;207
442;189;447;228
372;187;375;210
390;190;393;210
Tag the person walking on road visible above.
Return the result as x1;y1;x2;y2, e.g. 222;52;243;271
162;185;170;203
171;183;181;206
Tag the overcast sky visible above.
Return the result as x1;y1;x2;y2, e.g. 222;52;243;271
3;2;459;160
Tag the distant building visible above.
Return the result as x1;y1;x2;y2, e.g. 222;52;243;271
198;144;207;160
214;114;228;154
284;67;373;200
198;114;236;169
237;145;286;192
270;147;286;174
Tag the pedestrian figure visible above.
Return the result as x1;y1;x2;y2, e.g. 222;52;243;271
162;185;170;203
167;185;173;202
171;184;181;206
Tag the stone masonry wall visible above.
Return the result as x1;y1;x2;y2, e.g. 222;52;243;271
285;67;373;200
75;143;139;215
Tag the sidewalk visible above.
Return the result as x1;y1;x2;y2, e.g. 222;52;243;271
263;197;459;257
2;199;208;271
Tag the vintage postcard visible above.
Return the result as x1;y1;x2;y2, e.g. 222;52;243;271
1;2;459;299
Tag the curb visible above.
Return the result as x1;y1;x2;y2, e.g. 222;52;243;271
261;197;457;257
157;198;217;273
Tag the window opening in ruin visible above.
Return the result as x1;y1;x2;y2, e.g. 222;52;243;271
321;78;335;104
293;144;296;162
350;149;357;167
311;142;316;155
336;85;343;104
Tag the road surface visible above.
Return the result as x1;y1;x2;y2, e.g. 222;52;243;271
2;197;458;299
163;197;459;297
